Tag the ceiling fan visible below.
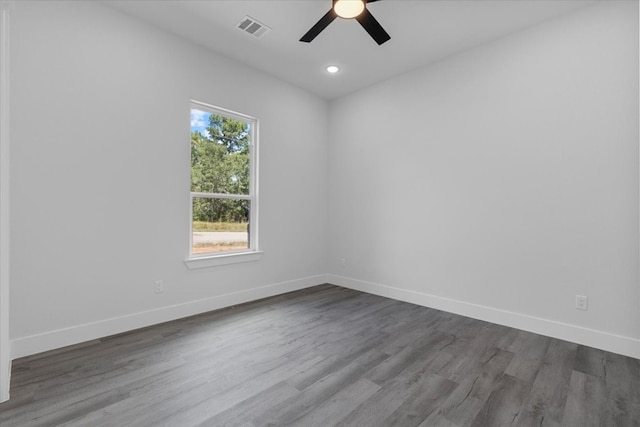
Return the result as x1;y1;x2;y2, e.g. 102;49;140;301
300;0;391;46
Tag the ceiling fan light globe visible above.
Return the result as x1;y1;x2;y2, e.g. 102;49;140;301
334;0;365;19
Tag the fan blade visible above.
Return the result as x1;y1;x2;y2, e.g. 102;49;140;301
300;9;338;43
355;9;390;45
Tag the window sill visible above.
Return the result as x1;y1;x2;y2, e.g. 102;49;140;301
184;251;263;269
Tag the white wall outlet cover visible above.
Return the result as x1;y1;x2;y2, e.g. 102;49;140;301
154;280;164;294
575;295;588;310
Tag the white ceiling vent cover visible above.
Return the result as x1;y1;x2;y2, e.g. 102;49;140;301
237;16;271;38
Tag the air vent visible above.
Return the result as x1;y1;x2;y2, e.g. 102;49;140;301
237;16;271;39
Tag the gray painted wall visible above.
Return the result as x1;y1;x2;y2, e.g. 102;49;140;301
7;0;639;359
328;1;639;354
10;1;329;354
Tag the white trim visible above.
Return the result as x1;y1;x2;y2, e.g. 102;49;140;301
190;100;256;124
328;274;640;359
9;271;639;361
188;100;260;262
184;250;263;269
11;274;328;359
0;0;12;404
637;0;640;366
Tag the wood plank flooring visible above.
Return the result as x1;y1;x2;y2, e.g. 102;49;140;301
0;284;638;426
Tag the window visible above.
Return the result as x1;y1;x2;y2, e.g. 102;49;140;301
186;101;260;268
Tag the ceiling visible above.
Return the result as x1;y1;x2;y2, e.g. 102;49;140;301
103;0;596;100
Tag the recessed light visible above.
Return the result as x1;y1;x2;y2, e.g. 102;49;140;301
326;65;340;74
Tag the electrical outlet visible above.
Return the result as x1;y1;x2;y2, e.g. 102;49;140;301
154;280;164;294
575;295;588;310
340;257;346;267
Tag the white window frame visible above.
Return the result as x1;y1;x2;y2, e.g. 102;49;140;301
185;100;262;269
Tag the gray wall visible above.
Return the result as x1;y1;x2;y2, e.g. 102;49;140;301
8;0;639;358
10;1;329;355
328;1;639;355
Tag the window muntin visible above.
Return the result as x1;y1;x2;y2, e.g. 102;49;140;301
189;101;258;258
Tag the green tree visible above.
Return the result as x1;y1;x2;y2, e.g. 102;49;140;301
191;113;251;223
206;114;250;154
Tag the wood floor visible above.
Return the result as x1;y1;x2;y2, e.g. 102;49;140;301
0;285;638;426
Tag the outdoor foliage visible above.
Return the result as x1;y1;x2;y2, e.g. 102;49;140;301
192;221;248;232
191;113;250;223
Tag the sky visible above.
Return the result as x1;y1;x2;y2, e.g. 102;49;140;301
190;109;210;138
190;108;252;139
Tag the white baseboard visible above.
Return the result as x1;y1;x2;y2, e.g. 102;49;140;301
0;343;9;403
328;274;640;359
11;273;639;361
11;274;329;359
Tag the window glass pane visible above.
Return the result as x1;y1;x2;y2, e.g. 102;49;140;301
192;197;250;254
191;109;250;195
